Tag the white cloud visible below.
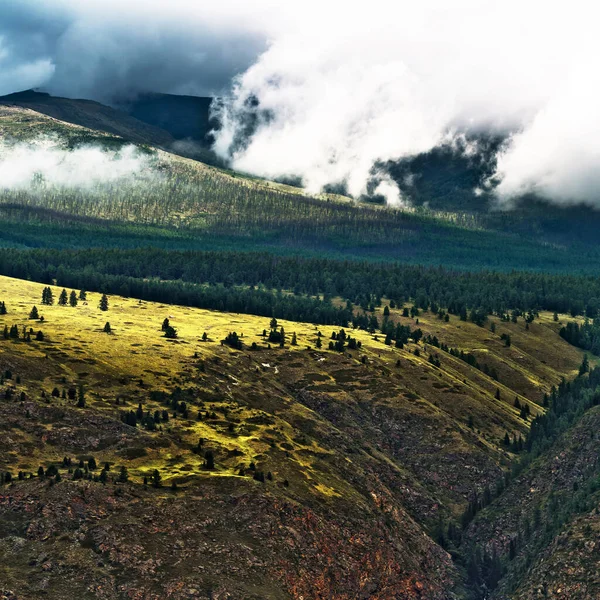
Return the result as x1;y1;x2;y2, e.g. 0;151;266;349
3;0;600;206
0;138;154;191
213;0;600;205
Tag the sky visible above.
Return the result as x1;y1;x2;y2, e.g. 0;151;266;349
1;0;600;206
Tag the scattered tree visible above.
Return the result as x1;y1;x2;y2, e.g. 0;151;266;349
99;294;109;311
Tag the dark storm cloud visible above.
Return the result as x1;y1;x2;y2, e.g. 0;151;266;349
0;0;267;102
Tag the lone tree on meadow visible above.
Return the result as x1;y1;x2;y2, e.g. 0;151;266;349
58;289;68;306
41;287;54;306
69;291;78;307
164;325;178;339
29;306;39;320
0;301;6;315
104;322;112;334
203;450;215;470
161;318;170;331
99;294;109;311
79;289;87;301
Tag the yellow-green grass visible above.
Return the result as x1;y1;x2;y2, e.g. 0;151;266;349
0;275;593;516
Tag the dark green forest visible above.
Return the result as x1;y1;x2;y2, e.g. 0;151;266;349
2;246;600;324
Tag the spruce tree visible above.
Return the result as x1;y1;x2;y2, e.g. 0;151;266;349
42;287;54;306
151;469;162;488
58;289;68;306
118;466;128;483
29;306;39;320
204;450;215;470
104;322;112;334
579;354;589;376
77;385;86;408
164;325;177;339
69;291;78;307
99;294;109;311
79;289;87;301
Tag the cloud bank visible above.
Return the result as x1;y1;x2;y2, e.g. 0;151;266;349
2;1;600;206
213;1;600;206
0;138;155;191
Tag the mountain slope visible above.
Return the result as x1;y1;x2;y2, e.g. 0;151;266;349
0;274;592;599
121;92;214;144
0;90;175;148
3;104;600;272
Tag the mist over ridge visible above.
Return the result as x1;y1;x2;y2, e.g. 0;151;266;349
2;1;600;207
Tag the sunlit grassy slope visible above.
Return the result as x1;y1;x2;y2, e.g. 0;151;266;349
0;276;595;599
0;274;591;506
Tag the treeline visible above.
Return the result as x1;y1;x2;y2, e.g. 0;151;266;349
559;320;600;355
2;248;600;318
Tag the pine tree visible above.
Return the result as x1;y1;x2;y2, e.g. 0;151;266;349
151;469;162;488
118;466;128;482
164;325;178;339
58;289;68;306
104;322;112;334
161;318;169;331
77;385;86;408
79;289;87;301
29;306;39;320
42;287;54;305
0;301;7;315
99;294;109;311
291;332;297;346
579;354;589;376
204;450;215;470
69;291;78;307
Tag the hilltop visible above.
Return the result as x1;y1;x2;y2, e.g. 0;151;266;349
0;90;175;149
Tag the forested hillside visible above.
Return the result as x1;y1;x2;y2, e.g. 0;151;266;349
2;105;600;274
